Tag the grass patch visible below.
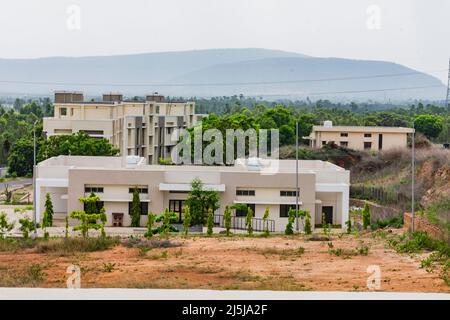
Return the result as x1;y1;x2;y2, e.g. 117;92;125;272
388;231;450;286
253;246;305;259
0;263;47;287
327;241;370;257
35;237;120;255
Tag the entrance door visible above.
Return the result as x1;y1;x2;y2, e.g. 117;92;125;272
322;206;333;225
112;213;124;227
169;200;185;222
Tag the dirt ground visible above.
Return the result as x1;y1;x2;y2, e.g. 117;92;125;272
0;231;448;292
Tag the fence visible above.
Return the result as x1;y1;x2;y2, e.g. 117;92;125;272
213;214;275;233
350;184;410;207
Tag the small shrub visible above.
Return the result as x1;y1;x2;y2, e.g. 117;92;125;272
27;263;46;283
102;262;116;273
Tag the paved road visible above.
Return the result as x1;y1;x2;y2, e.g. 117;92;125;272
0;178;32;190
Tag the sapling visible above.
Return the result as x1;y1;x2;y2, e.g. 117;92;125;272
345;220;352;234
206;208;214;236
65;216;69;239
0;212;14;239
182;206;191;236
19;217;35;239
304;211;312;235
285;208;295;235
245;206;254;236
223;205;232;236
362;202;371;230
262;207;270;236
145;212;156;238
43;193;54;227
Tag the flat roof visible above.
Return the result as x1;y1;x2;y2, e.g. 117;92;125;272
37;156;346;174
312;126;414;133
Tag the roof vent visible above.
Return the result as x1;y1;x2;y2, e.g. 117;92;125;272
323;120;333;128
125;155;143;169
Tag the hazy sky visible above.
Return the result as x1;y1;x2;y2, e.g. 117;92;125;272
0;0;449;82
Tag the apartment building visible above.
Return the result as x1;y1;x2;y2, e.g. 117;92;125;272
305;121;414;151
35;156;350;232
44;91;204;164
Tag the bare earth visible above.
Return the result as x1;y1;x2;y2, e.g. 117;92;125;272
0;232;448;292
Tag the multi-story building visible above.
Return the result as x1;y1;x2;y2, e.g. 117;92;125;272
305;121;415;151
35;155;350;232
44;91;204;164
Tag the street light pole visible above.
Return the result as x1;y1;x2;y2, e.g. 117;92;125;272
32;120;38;238
295;121;299;232
411;123;415;233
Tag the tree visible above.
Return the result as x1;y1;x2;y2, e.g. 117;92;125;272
362;202;371;230
38;132;119;160
245;206;253;236
182;206;191;236
285;208;295;235
7;138;35;177
414;114;444;139
185;178;219;225
322;212;330;236
206;208;214;236
43;193;54;227
0;212;14;238
262;207;270;236
70;194;104;238
130;186;141;227
223;205;232;236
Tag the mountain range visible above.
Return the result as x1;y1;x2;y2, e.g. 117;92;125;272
0;48;446;102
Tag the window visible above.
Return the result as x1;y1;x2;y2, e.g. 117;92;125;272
80;130;104;135
236;189;255;196
60;108;67;116
280;204;296;218
84;201;104;212
280;190;298;197
235;204;255;217
128;187;148;194
364;133;372;138
70;108;74;116
155;105;160;114
128;201;148;216
364;142;372;150
84;186;104;193
340;133;348;137
340;141;348;147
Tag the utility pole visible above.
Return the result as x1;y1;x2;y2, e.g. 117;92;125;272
295;121;299;232
411;122;415;233
446;57;450;111
32;120;38;238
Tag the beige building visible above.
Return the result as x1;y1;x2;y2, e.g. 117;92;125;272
306;121;414;151
35;156;350;232
44;91;205;164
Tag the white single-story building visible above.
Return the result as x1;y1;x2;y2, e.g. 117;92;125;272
35;156;350;232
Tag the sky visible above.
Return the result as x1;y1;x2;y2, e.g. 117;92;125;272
0;0;449;83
